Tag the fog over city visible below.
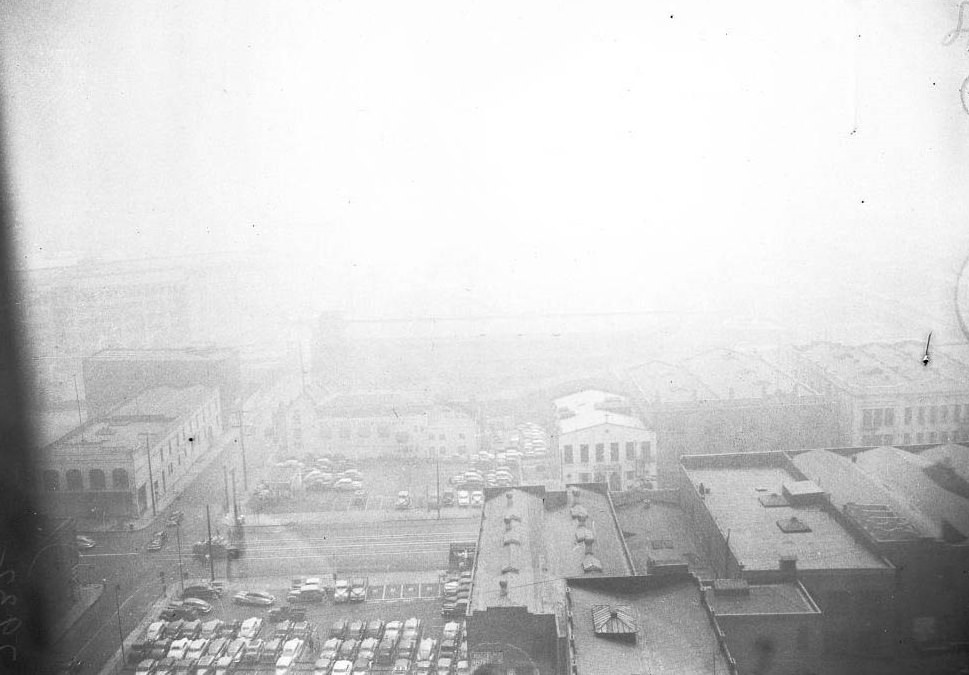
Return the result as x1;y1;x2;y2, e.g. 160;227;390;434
1;2;969;674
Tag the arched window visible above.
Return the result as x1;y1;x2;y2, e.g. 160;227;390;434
112;468;130;490
42;470;59;492
66;469;83;491
89;469;106;490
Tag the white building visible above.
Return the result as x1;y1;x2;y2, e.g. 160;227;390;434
551;390;656;490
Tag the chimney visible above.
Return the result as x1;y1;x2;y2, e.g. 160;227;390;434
499;578;508;598
506;492;514;506
584;540;594;555
504;518;513;532
779;554;798;579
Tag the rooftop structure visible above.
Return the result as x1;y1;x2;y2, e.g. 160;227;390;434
791;449;937;541
704;579;821;616
553;389;631;414
681;453;889;572
558;410;645;435
566;575;734;675
853;446;969;541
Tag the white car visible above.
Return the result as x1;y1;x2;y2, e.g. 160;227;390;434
470;491;484;507
331;659;354;675
168;637;191;659
75;535;96;550
186;638;210;660
240;617;264;639
456;490;470;507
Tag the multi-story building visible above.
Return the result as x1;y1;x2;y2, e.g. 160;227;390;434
786;341;969;447
627;348;838;486
679;452;896;660
792;446;969;646
551;390;656;491
276;388;478;460
82;347;240;423
38;386;222;519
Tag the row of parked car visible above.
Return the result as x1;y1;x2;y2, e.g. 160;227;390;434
316;617;469;675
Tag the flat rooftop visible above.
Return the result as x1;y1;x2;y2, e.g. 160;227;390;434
87;347;236;363
471;486;634;616
614;499;706;574
682;454;889;571
794;341;969;394
705;580;821;616
629;349;815;404
553;389;629;413
567;576;731;675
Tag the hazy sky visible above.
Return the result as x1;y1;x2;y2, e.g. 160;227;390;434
2;1;968;333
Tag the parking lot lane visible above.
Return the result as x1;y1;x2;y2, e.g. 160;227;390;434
367;585;385;600
384;584;402;599
419;583;440;598
402;583;419;599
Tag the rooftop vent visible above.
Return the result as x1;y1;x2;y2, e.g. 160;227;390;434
499;578;508;598
582;554;603;573
502;531;521;546
777;517;812;533
570;505;589;521
506;492;514;506
503;512;522;524
592;605;637;641
575;526;595;544
779;555;798;576
782;480;825;505
758;493;789;508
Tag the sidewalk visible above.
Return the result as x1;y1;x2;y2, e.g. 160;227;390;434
52;583;104;646
252;506;479;526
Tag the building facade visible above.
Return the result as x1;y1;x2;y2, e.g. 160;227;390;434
626;349;838;487
786;341;969;447
38;386;222;519
551;390;657;491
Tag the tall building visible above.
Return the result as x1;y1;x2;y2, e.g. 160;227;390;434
627;348;837;486
785;341;969;447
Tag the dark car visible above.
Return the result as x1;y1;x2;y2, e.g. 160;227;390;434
182;584;222;601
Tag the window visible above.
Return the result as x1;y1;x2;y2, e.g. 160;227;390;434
903;433;911;445
930;406;938;424
964;404;969;421
112;468;130;490
941;432;949;443
625;442;635;460
89;469;106;490
884;408;895;426
579;473;591;482
625;471;635;479
609;443;619;461
580;445;589;463
66;469;83;491
882;434;893;445
563;445;574;464
940;406;949;423
904;407;912;425
863;410;873;429
873;409;883;428
459;433;466;440
641;441;652;461
595;444;605;462
955;405;962;423
160;446;165;463
42;470;59;492
918;406;926;424
930;432;938;443
916;433;924;443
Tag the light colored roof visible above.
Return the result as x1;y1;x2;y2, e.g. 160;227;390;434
854;446;969;540
87;347;235;362
568;578;730;675
553;390;628;413
559;410;645;435
705;581;821;616
794;341;969;395
682;456;889;571
791;449;938;540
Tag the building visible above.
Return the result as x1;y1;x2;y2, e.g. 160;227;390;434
82;347;240;423
467;484;637;674
275;388;479;460
38;386;222;519
786;341;969;447
626;348;837;487
566;574;738;675
679;452;896;658
791;447;969;645
551;390;656;491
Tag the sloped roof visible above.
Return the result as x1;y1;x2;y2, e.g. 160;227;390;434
592;605;637;635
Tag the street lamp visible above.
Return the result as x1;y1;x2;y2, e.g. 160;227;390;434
114;583;125;665
140;433;157;517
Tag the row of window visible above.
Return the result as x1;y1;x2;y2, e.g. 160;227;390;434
43;468;129;492
861;429;969;446
562;441;652;465
863;404;969;429
320;424;471;440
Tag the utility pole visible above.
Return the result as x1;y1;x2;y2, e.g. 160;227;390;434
222;464;230;512
436;459;441;520
205;504;215;583
114;583;125;665
237;410;249;491
230;468;239;524
145;434;157;517
72;375;83;429
175;525;184;594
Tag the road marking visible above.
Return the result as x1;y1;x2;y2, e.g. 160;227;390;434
419;583;440;598
384;584;402;599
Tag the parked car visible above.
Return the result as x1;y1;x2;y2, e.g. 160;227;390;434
333;478;355;491
240;617;264;639
182;584;223;601
331;660;353;675
167;638;191;660
364;619;385;640
146;621;168;642
470;491;484;507
234;590;275;606
456;490;470;507
75;535;96;550
442;489;455;506
349;577;368;603
182;598;213;615
329;620;348;639
166;511;183;527
395;490;412;509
